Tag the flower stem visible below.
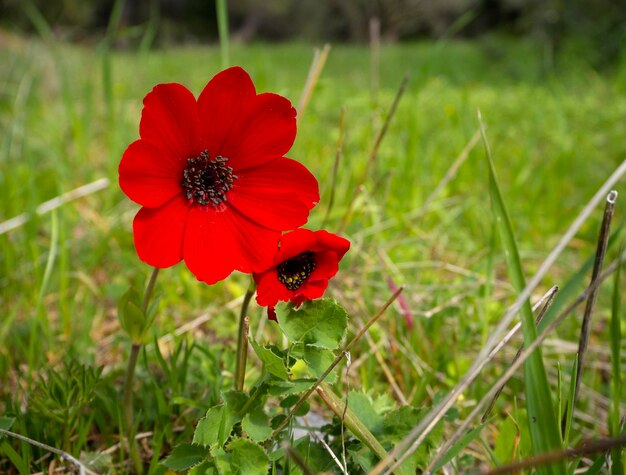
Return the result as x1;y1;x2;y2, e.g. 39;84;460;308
235;280;255;391
123;343;142;473
122;267;160;474
141;267;160;315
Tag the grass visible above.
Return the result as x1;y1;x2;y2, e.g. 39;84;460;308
1;29;626;473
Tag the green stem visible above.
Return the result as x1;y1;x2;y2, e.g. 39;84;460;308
141;267;160;315
124;343;143;474
235;280;255;391
122;267;160;474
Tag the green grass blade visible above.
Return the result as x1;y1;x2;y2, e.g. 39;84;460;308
0;441;29;475
609;249;623;475
430;420;491;473
479;112;565;474
563;359;578;447
585;455;607;475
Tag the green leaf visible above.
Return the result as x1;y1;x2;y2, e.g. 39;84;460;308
117;288;147;343
347;391;384;434
189;460;217;475
302;345;337;383
242;407;273;442
162;443;207;471
289;436;336;473
267;378;315;397
214;438;269;475
223;390;249;415
493;416;519;465
249;340;289;380
277;298;348;349
381;406;443;473
479;117;564;474
193;404;237;449
0;416;14;437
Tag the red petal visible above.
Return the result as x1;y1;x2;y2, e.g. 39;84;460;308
119;140;184;208
296;279;329;301
133;196;190;268
274;229;317;262
309;250;341;281
254;268;293;307
197;67;256;160
139;83;201;160
313;231;351;260
229;158;319;232
183;206;278;285
229;93;297;170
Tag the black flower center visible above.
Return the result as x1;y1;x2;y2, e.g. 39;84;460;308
277;251;316;290
181;150;237;206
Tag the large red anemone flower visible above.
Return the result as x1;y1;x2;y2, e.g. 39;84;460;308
253;229;350;320
119;67;320;284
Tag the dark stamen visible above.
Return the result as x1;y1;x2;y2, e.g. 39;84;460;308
277;252;316;290
181;150;237;207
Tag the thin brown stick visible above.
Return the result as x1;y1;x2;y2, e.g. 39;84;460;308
337;74;410;233
570;190;617;415
322;107;346;228
297;44;331;117
269;286;404;440
354;297;409;405
476;434;626;475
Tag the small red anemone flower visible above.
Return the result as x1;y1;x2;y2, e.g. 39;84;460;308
253;229;350;320
119;67;319;284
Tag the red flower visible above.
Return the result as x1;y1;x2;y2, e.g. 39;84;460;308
253;229;350;320
119;67;319;284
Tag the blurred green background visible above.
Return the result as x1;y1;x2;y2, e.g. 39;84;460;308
1;0;625;68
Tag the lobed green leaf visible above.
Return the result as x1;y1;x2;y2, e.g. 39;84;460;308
214;438;269;475
242;408;273;443
276;299;348;350
249;340;290;381
162;443;207;471
193;404;237;450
